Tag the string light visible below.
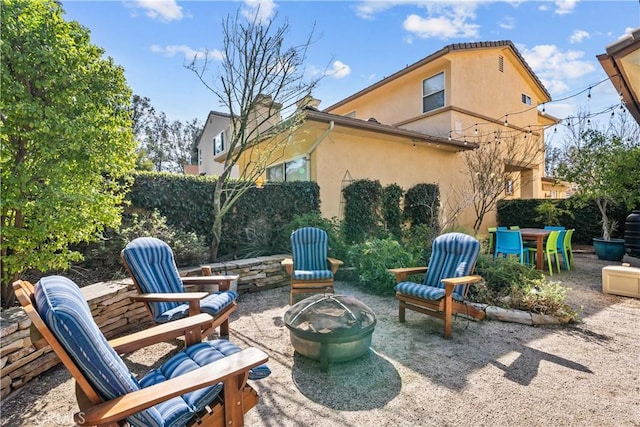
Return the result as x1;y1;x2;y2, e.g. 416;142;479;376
444;76;624;143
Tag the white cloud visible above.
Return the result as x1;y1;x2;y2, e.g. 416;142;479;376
242;0;277;22
554;0;578;15
521;44;595;95
354;0;408;20
150;44;224;61
569;30;590;44
326;60;351;79
131;0;183;22
499;16;515;30
402;3;480;39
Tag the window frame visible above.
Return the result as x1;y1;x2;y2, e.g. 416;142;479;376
422;72;445;114
213;132;225;156
521;93;532;105
266;156;308;182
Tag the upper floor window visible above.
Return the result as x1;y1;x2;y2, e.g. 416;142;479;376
266;157;307;182
521;93;531;105
213;132;224;155
422;72;445;113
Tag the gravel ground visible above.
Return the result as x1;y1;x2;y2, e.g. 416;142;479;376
2;252;639;427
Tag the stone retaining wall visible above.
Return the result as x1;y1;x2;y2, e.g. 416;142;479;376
0;255;289;399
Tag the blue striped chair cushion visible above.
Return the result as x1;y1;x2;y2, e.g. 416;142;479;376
394;281;465;301
394;233;480;301
292;270;333;281
291;227;329;272
35;276;165;427
123;237;237;323
156;290;238;323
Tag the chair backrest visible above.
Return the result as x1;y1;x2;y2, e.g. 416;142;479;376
564;229;574;250
122;237;185;321
509;226;520;230
495;230;523;254
545;230;560;252
291;227;329;271
423;233;480;298
497;226;508;230
555;229;566;251
544;226;565;230
28;276;164;425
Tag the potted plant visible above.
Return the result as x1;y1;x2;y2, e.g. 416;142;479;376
557;128;640;261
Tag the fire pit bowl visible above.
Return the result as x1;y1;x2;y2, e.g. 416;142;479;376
284;294;376;372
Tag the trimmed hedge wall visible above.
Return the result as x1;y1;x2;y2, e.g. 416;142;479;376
496;198;630;245
127;172;320;258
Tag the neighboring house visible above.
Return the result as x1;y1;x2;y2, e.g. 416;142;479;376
211;40;560;230
540;177;572;199
196;111;239;177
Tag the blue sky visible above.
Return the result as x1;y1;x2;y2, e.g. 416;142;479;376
61;0;639;128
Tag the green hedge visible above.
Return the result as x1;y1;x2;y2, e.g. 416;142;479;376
497;198;630;244
127;172;320;258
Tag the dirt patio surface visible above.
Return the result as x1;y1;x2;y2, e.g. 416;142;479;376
2;252;639;427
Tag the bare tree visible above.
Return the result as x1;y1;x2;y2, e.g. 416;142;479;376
189;10;322;260
462;129;545;232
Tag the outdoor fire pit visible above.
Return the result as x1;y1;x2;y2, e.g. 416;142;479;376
284;294;376;372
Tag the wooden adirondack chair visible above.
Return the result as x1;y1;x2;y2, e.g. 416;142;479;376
13;276;270;427
389;232;485;338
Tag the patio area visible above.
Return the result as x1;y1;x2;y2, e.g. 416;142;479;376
2;252;639;427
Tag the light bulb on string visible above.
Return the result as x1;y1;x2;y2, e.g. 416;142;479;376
448;131;452;141
504;114;509;127
474;124;478;135
587;87;591;101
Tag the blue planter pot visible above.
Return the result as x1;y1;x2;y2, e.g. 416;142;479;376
593;238;626;262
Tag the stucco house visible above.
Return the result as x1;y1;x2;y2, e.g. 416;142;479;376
196;111;239;178
200;40;560;230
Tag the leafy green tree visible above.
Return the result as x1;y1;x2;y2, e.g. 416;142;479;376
557;128;640;240
0;0;136;306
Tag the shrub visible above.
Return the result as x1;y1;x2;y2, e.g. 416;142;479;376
348;238;416;295
85;210;209;269
470;255;578;319
401;224;437;266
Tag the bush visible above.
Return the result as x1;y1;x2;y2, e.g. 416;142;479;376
470;255;578;319
348;238;416;295
85;210;209;269
400;224;437;266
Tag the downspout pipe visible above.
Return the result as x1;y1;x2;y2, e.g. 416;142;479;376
307;120;334;158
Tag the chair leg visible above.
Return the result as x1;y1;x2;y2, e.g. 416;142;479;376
546;252;553;276
553;252;561;274
398;301;406;323
220;318;230;338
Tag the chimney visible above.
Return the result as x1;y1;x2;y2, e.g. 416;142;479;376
248;94;283;135
296;95;321;111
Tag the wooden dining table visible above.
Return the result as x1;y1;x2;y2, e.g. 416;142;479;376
519;228;552;270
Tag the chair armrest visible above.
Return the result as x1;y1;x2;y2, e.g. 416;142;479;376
109;313;215;354
131;292;208;302
281;258;293;275
442;275;483;293
387;267;428;283
327;258;343;274
75;347;269;426
181;275;236;291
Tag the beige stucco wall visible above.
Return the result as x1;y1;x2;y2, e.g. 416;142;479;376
197;114;239;178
